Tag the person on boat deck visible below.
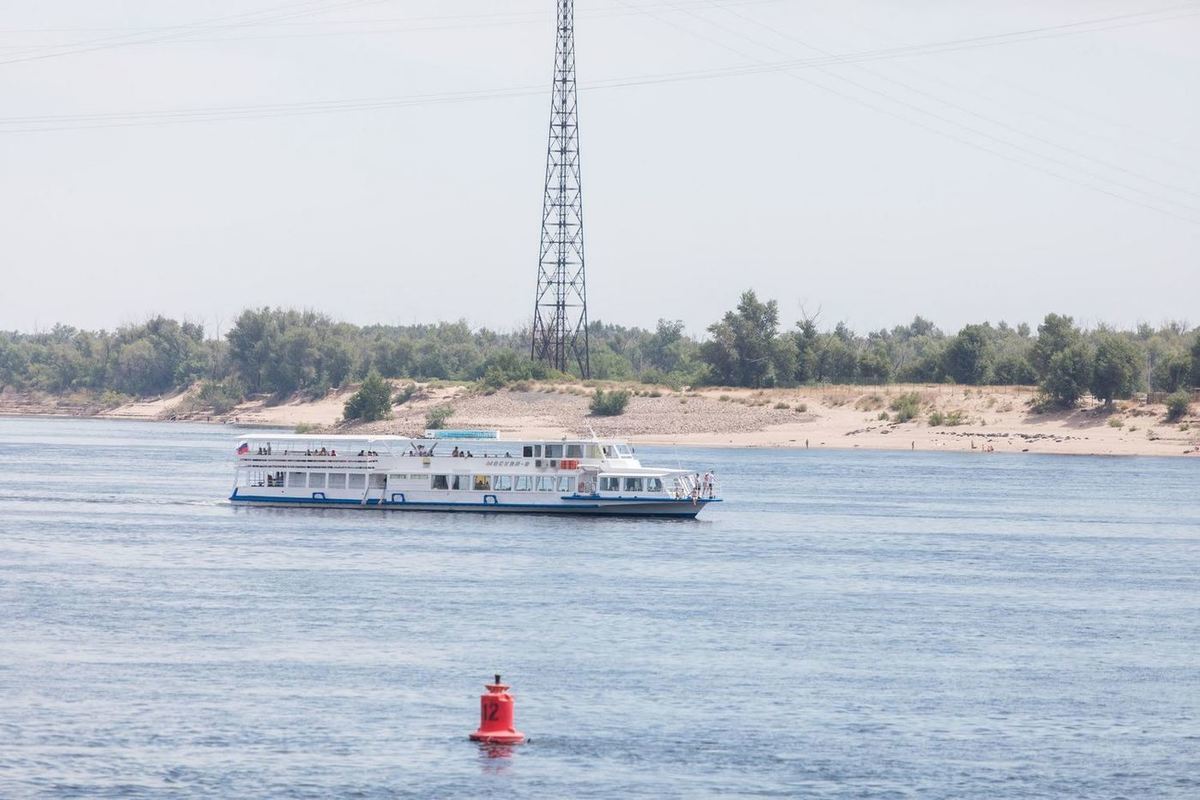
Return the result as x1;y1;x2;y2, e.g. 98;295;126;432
703;470;715;498
466;451;473;458
451;446;460;457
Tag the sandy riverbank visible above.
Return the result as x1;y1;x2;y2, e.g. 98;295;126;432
4;382;1197;457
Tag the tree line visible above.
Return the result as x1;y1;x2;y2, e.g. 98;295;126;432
1;293;1197;412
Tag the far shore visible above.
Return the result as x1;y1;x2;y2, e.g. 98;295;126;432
3;381;1197;458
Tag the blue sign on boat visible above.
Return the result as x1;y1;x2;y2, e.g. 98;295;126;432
425;430;499;440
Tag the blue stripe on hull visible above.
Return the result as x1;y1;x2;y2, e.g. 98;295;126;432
228;492;706;518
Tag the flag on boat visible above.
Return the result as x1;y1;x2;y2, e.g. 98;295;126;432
236;442;250;455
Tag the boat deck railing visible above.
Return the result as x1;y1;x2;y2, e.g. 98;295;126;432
238;452;380;468
674;473;720;501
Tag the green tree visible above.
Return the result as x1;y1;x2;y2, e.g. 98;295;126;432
856;349;892;383
1089;333;1140;406
1041;342;1092;408
644;319;686;373
943;324;993;385
226;308;277;393
1155;351;1192;392
992;353;1036;385
792;318;820;383
342;371;393;422
700;290;798;387
1191;333;1200;388
1032;313;1080;379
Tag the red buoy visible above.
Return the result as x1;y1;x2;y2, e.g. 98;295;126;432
469;674;526;745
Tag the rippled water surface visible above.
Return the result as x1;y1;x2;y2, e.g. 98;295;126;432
2;416;1198;798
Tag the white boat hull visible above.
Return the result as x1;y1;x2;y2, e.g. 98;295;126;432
229;490;716;518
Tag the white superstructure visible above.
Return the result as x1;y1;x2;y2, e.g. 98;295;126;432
230;431;720;518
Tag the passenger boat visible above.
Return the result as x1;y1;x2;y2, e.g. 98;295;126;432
230;430;720;518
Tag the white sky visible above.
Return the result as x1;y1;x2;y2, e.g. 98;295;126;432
1;0;1198;339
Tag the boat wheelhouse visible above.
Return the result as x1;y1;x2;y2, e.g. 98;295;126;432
230;431;720;518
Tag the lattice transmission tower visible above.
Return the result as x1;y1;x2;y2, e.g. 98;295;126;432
531;0;590;377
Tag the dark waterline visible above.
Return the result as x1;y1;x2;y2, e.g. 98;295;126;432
1;416;1198;798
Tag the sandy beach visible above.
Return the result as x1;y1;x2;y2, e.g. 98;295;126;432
4;382;1197;457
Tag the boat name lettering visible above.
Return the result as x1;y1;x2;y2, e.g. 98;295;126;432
485;460;530;467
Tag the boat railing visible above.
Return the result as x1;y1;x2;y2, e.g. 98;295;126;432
237;453;380;468
673;474;720;501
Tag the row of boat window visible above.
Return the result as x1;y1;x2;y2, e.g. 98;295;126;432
244;471;664;493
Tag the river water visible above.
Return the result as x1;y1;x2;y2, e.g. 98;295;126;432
1;416;1197;798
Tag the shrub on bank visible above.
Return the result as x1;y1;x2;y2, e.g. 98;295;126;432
889;392;922;423
590;388;630;416
342;371;392;422
394;383;418;405
1166;390;1191;422
425;404;455;430
195;379;244;415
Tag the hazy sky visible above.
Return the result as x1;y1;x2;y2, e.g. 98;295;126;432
2;0;1197;339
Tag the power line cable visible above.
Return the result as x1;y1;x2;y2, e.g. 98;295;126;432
622;0;1200;225
0;0;398;66
711;2;1200;203
0;0;787;37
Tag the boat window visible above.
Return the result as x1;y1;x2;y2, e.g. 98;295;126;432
566;444;583;459
267;471;284;487
522;445;534;458
369;474;387;489
600;476;621;492
558;476;574;493
514;475;532;491
623;477;644;493
602;445;614;457
616;444;633;457
348;473;366;490
288;472;306;487
544;444;563;459
451;475;468;490
431;475;449;490
647;477;664;492
308;473;326;489
536;476;556;492
493;475;513;491
328;473;346;489
473;475;491;491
